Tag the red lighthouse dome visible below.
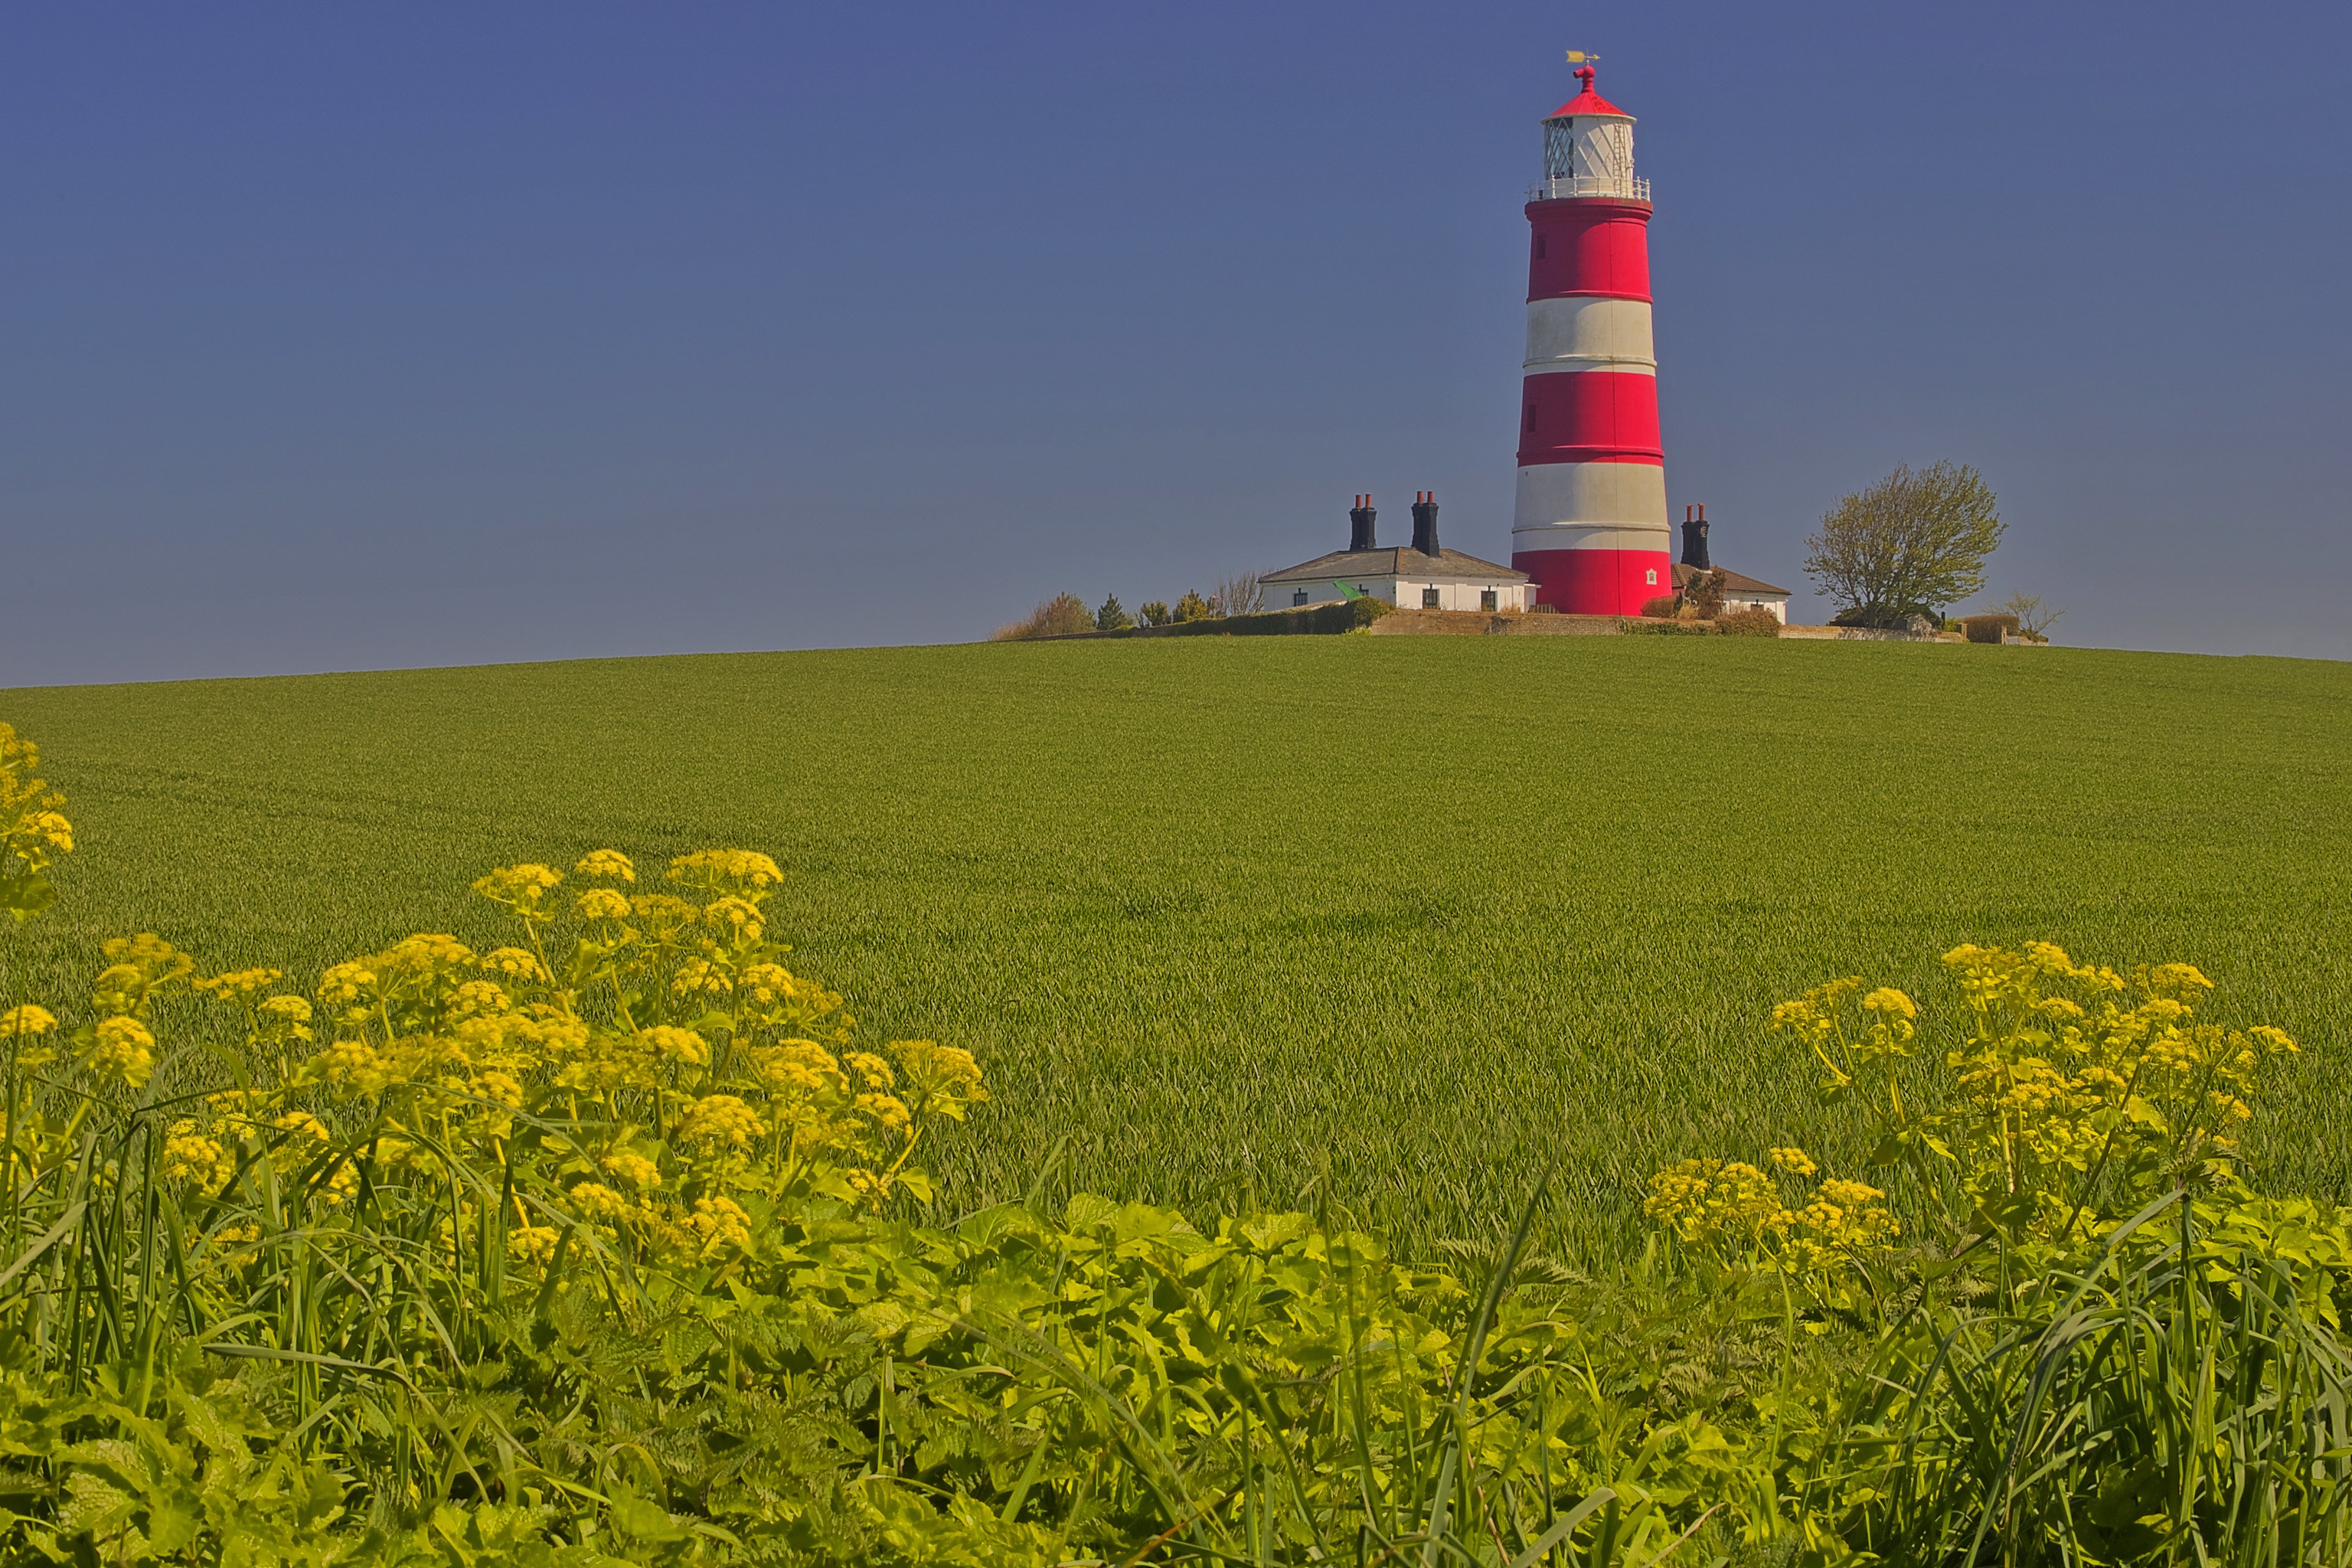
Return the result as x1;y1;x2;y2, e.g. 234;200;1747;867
1511;63;1671;615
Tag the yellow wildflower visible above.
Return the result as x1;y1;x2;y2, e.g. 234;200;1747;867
629;893;701;941
472;863;563;914
667;849;782;896
97;935;196;1005
576;887;632;922
211;1223;264;1270
845;1051;895;1090
89;1016;157;1087
257;995;315;1035
318;1038;382;1090
273;1111;332;1145
687;1195;754;1255
0;724;70;874
638;1025;708;1066
450;978;511;1018
1643;1159;1790;1251
508;1224;562;1266
750;1039;848;1095
195;968;284;1004
1860;988;1915;1021
573;849;636;883
675;1094;767;1148
1768;1146;1817;1177
701;896;763;942
479;947;547;982
671;957;732;998
601;1150;662;1188
567;1181;631;1222
856;1093;911;1135
318;962;379;1011
893;1040;986;1116
0;1004;57;1037
162;1123;231;1186
90;965;146;1014
472;1070;524;1109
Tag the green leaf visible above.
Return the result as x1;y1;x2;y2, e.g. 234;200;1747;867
606;1485;688;1544
0;874;52;917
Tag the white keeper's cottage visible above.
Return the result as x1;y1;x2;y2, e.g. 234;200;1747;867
1262;495;1534;612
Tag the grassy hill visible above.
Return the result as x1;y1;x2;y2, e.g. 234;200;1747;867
6;635;2348;1257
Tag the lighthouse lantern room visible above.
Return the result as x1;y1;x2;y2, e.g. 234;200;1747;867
1512;62;1671;615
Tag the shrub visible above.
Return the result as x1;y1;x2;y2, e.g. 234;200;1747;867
1171;588;1216;622
1714;605;1782;637
1138;599;1171;626
1093;592;1132;631
992;592;1095;640
1638;593;1681;618
1831;603;1940;631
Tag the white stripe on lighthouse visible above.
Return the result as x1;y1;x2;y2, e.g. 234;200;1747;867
1511;460;1670;550
1522;296;1656;376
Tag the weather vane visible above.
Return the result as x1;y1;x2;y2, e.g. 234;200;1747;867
1564;50;1600;66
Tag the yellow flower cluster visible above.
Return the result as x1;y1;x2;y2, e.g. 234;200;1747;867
0;722;73;888
0;1005;56;1038
2;817;982;1302
1644;1147;1901;1286
1938;942;2295;1235
1671;944;2304;1274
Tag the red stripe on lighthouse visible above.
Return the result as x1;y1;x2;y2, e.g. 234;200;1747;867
1517;371;1662;467
1511;546;1674;616
1526;200;1653;302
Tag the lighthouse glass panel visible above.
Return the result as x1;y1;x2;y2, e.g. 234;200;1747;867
1543;119;1576;181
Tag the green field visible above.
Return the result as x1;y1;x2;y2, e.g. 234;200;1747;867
5;635;2348;1257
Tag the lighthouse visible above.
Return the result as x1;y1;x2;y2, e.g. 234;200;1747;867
1511;62;1670;614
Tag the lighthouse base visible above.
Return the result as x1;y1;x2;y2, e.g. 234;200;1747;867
1512;545;1672;616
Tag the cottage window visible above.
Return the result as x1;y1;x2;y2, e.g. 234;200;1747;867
1422;587;1441;609
1481;589;1498;611
1292;589;1308;606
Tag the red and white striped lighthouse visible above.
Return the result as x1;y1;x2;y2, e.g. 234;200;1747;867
1511;63;1670;614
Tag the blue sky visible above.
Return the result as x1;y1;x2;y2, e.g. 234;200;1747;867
6;1;2348;684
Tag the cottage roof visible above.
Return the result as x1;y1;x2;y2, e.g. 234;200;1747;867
1674;562;1790;597
1262;547;1530;586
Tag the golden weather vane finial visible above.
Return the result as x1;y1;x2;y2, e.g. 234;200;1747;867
1564;50;1600;66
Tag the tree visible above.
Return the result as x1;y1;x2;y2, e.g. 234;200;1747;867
1171;589;1216;622
1214;571;1263;618
1802;462;2004;627
1138;600;1171;626
1997;591;2063;639
989;593;1094;641
1095;593;1133;632
1679;568;1726;620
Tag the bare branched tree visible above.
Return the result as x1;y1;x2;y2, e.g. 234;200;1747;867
1998;592;2064;638
1213;571;1263;618
1802;462;2004;626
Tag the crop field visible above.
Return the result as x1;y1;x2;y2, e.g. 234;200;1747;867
5;635;2349;1259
